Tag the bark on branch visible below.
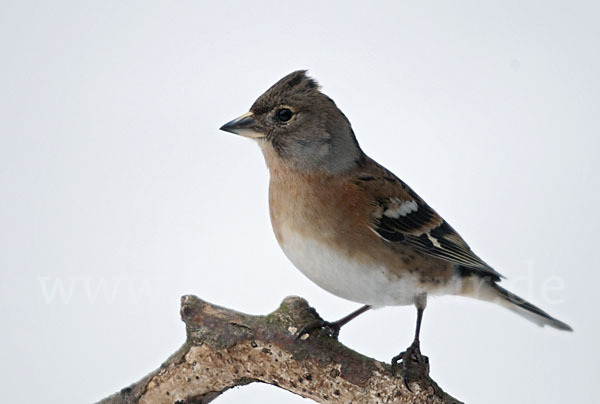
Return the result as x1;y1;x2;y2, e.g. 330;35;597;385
97;295;462;404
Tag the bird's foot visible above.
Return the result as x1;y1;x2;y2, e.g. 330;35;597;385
295;318;341;340
391;341;430;390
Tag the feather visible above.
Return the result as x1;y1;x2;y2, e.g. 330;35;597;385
355;157;504;281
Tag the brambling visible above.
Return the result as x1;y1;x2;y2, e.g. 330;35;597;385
220;71;571;376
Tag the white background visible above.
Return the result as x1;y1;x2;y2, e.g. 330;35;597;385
1;1;599;403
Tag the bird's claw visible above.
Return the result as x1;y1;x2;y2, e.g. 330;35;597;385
391;341;430;391
295;319;341;340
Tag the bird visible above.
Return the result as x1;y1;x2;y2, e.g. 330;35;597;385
219;70;572;378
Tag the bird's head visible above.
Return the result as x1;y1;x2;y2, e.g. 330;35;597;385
220;70;362;173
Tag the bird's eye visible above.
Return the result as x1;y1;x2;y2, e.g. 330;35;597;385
276;108;293;122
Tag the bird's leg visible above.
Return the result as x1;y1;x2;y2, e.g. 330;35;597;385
296;304;371;339
392;293;430;386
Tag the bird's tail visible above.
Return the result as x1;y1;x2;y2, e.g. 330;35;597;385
464;278;572;331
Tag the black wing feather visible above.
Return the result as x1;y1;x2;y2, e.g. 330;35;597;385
372;194;504;281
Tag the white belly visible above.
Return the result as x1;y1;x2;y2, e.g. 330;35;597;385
279;229;428;306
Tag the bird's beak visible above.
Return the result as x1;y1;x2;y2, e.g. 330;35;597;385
219;112;265;139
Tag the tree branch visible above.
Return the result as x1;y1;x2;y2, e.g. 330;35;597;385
97;295;462;404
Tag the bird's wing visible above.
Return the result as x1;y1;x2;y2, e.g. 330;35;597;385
354;157;503;281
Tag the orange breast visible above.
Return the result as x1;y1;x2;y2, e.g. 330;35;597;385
269;168;370;246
